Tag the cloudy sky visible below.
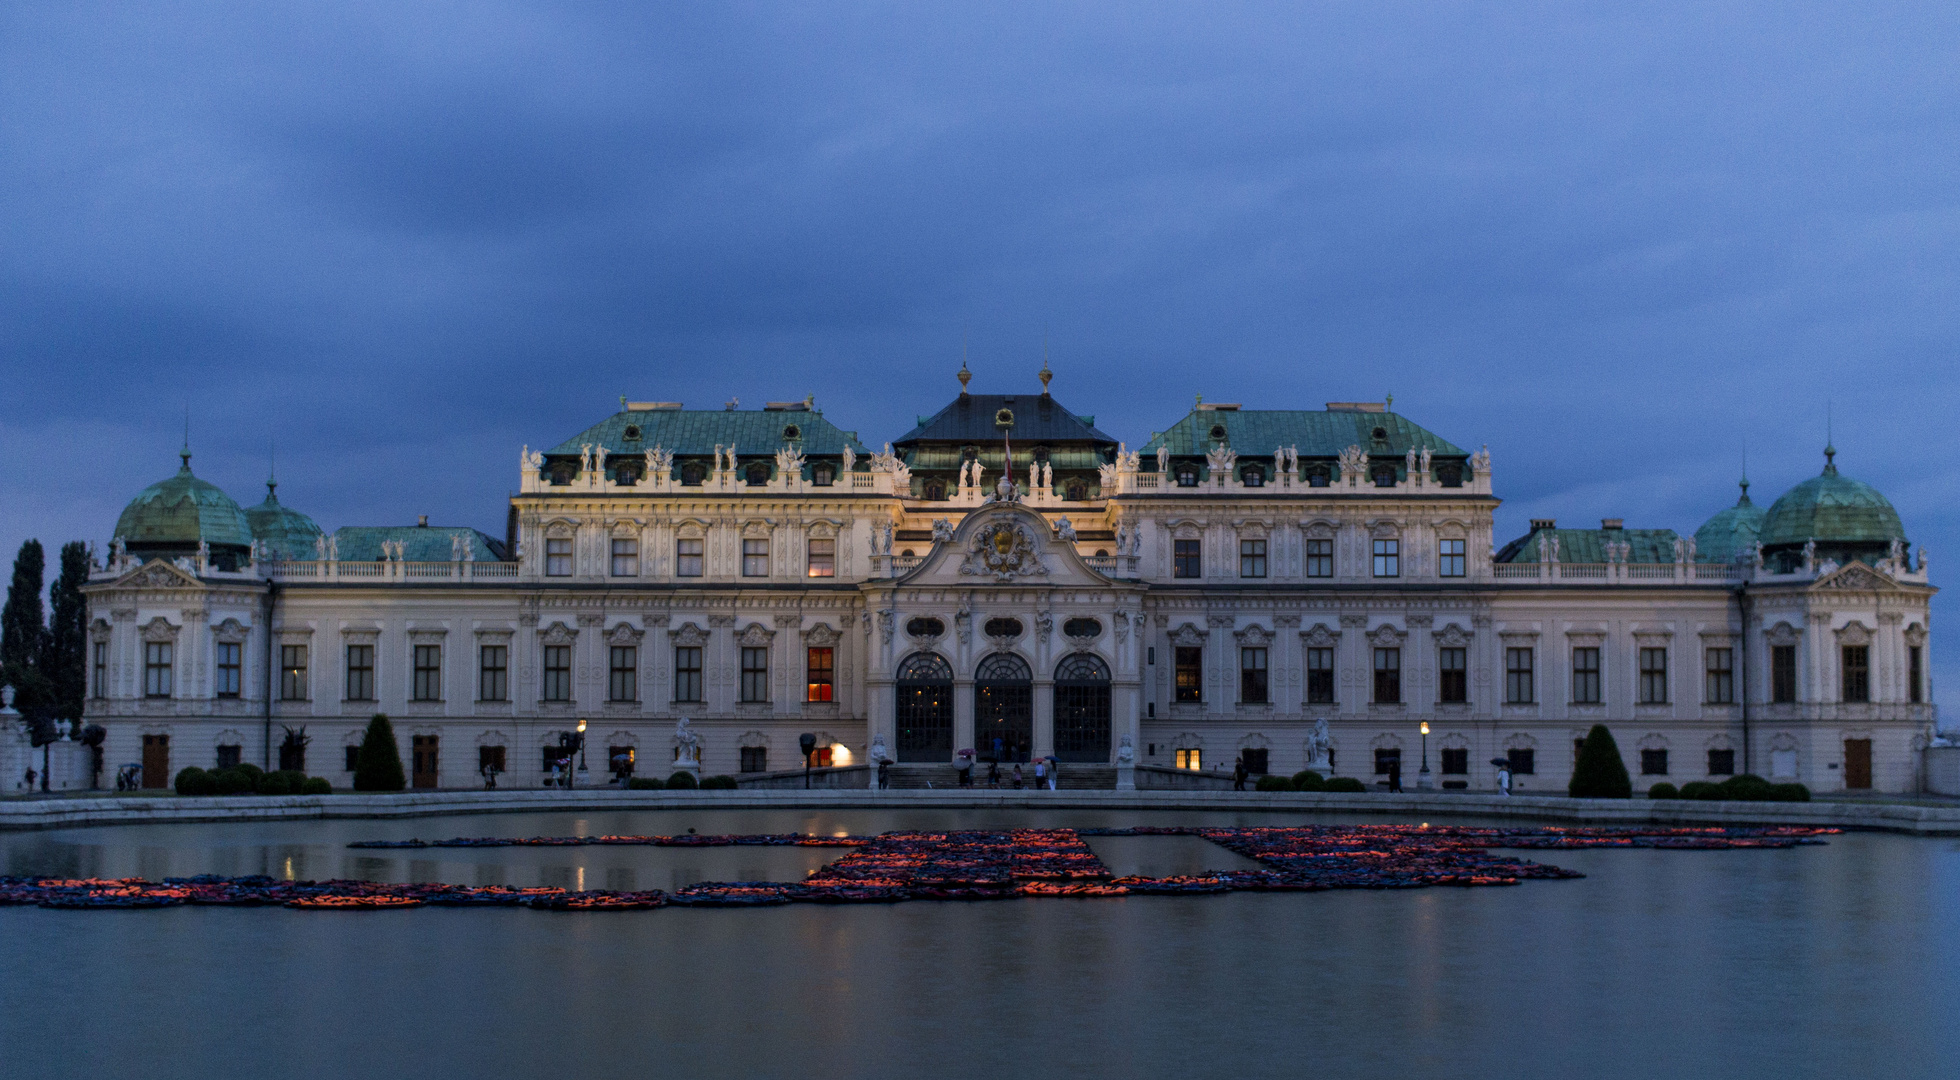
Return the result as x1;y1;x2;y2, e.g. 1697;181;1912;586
2;3;1954;691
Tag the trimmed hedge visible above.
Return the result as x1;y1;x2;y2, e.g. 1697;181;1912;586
353;714;406;792
700;775;738;789
626;777;664;790
1323;777;1367;793
174;767;215;796
1569;724;1633;798
1255;774;1292;791
176;765;333;796
1674;776;1811;802
255;769;309;795
1291;770;1326;792
665;771;699;789
1648;782;1680;800
211;766;256;795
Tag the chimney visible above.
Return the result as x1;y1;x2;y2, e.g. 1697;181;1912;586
418;515;428;527
1529;519;1557;532
1601;518;1624;530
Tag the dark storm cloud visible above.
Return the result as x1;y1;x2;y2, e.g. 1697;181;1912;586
2;1;1956;685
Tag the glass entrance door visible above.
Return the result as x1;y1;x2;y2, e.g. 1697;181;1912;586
975;653;1033;763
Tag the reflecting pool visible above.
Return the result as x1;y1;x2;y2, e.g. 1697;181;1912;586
3;807;1956;1079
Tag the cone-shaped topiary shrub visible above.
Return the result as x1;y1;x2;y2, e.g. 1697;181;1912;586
174;767;215;796
353;714;407;791
1323;776;1367;793
1292;770;1326;791
700;774;738;789
665;771;698;789
1568;724;1633;798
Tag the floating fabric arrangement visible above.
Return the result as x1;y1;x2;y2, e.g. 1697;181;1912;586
0;824;1835;911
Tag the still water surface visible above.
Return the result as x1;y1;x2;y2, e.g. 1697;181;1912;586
3;807;1956;1079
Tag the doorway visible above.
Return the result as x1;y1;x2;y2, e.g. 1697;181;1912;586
1842;738;1872;790
1053;653;1111;763
141;733;170;789
974;652;1032;763
412;735;439;789
895;652;954;761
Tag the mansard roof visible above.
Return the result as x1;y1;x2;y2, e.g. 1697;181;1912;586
332;526;508;562
1141;406;1468;459
1496;525;1681;564
546;406;871;459
893;393;1117;447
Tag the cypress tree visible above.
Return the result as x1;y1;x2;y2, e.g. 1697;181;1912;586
1569;723;1633;799
43;541;89;721
353;713;406;791
1;539;46;671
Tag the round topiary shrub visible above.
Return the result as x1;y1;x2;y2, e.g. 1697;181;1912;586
1768;782;1810;802
626;777;663;790
1678;781;1722;800
256;770;305;796
1255;774;1291;791
1720;774;1775;801
1292;770;1326;792
665;771;699;789
234;762;264;783
211;767;255;795
174;767;215;797
700;774;738;789
1569;724;1633;798
1648;782;1680;800
1323;776;1368;793
300;777;333;795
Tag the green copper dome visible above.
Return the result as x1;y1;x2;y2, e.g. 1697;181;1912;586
113;452;254;554
1759;450;1904;549
1694;479;1767;564
245;478;324;561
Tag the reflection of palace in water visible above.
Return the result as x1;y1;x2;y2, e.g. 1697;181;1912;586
81;366;1936;793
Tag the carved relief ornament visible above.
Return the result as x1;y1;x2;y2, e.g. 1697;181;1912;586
1301;623;1341;648
959;519;1049;583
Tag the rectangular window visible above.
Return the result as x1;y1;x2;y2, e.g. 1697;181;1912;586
412;644;441;702
1639;647;1668;704
1374;748;1401;776
1306;648;1335;703
345;745;360;773
545;537;572;577
674;646;702;702
144;642;174;698
610;538;639;577
215;642;242;698
1239;647;1268;704
542;645;571;702
1240;748;1269;774
676;538;704;578
1304;539;1333;578
280;644;307;701
1175;748;1202;771
1571;647;1601;704
742;538;769;577
1705;647;1734;704
740;646;769;703
1771;645;1797;703
1239;539;1267;579
1441;747;1468;775
478;645;508;702
1910;645;1923;704
1174;646;1203;702
1507;747;1536;775
92;641;107;698
806;647;834;702
215;744;241;769
1438;538;1466;578
1373;647;1401;704
1372;538;1399;578
740;746;768;773
1439;647;1467;703
1505;647;1533;704
610;646;638;702
1641;748;1669;776
479;745;506;775
1173;539;1201;579
1707;748;1736;776
807;537;835;578
345;644;373;701
1841;645;1869;703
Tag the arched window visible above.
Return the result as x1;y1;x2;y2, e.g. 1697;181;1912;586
680;462;707;486
1305;465;1331;488
1240;464;1265;487
613;465;640;486
549;464;575;486
1371;464;1397;488
1064;480;1088;501
1175;464;1200;487
974;652;1032;763
895;652;954;762
746;462;771;486
811;463;835;487
1436;463;1463;488
1054;653;1111;763
922;478;947;501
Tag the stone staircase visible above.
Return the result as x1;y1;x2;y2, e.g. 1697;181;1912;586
884;764;1118;790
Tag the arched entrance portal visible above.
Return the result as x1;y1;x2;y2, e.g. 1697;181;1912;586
1054;653;1112;762
974;652;1033;763
895;652;954;762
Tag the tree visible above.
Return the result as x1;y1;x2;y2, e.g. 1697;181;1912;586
0;540;51;722
1569;723;1633;799
42;541;89;721
353;713;406;791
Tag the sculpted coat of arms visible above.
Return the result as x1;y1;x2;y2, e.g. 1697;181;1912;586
960;520;1048;582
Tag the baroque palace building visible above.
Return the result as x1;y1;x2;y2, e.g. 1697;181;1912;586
79;368;1938;793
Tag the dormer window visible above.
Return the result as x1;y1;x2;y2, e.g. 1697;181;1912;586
1064;480;1088;501
622;425;642;442
549;464;575;486
1240;465;1265;487
922;478;947;501
1175;464;1200;487
746;462;770;486
812;463;835;486
1437;463;1463;488
1305;465;1331;488
612;465;640;486
1033;446;1050;463
680;462;707;486
1371;426;1389;443
1371;464;1397;488
1209;424;1227;440
782;424;801;441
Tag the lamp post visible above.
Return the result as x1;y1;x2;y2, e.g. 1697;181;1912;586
799;732;817;789
575;718;588;787
1417;721;1433;791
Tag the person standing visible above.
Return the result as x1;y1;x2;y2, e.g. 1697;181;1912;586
1388;759;1403;792
877;757;890;790
1011;763;1024;789
1497;763;1513;796
1232;756;1249;791
987;760;1001;789
1047;758;1059;791
1033;758;1047;790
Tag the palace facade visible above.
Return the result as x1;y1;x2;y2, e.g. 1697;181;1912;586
77;371;1938;794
